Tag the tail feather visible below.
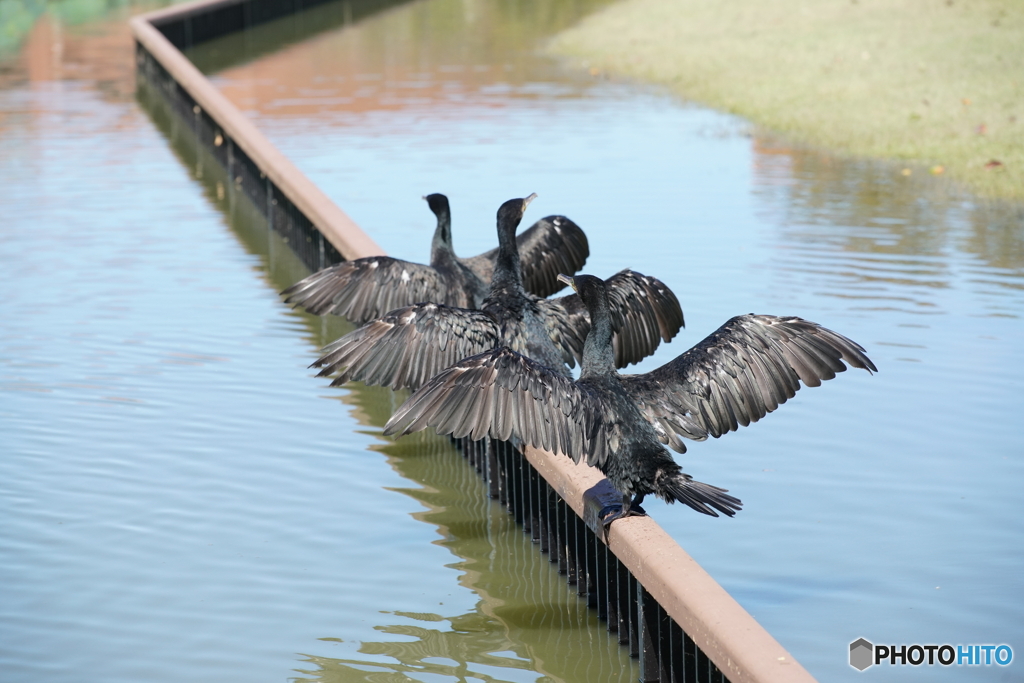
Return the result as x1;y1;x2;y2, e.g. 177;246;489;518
659;474;742;518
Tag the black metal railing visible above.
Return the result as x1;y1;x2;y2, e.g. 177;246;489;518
456;438;729;683
151;0;408;54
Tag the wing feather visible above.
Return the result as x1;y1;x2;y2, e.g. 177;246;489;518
282;257;467;324
311;303;501;391
384;347;595;462
463;215;590;297
548;269;685;368
623;314;876;451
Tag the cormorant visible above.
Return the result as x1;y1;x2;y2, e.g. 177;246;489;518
311;196;684;391
383;273;877;532
281;193;589;324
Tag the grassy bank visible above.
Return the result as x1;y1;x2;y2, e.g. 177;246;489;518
550;0;1023;200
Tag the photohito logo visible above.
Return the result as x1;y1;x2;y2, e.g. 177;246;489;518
849;638;1013;671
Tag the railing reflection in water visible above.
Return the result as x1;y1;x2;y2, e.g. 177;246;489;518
456;437;728;683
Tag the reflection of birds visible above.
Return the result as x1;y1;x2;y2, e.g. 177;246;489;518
281;193;589;324
384;273;877;533
312;196;684;391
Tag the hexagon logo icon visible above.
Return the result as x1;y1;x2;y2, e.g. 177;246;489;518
850;638;874;671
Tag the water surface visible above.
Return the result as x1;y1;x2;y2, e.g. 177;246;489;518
1;4;637;682
192;0;1024;680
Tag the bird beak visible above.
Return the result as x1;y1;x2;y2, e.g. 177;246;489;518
556;273;575;291
522;193;537;212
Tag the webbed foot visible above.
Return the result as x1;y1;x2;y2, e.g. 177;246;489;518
597;504;623;543
597;496;649;542
628;493;647;518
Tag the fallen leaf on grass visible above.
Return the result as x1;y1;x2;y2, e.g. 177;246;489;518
984;159;1004;169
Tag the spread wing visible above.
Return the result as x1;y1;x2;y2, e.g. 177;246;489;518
622;315;877;453
311;303;501;390
464;216;590;297
383;347;597;460
282;257;467;325
552;269;685;367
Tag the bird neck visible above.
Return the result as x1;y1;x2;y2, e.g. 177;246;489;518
581;289;616;378
430;207;455;262
489;221;525;296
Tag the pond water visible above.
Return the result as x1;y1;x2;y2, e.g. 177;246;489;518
3;0;1023;682
1;4;638;683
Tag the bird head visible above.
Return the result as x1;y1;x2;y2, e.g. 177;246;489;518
496;193;537;230
557;273;604;300
423;193;450;217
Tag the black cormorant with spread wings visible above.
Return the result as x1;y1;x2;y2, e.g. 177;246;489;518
310;196;685;391
281;193;589;324
383;273;877;531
